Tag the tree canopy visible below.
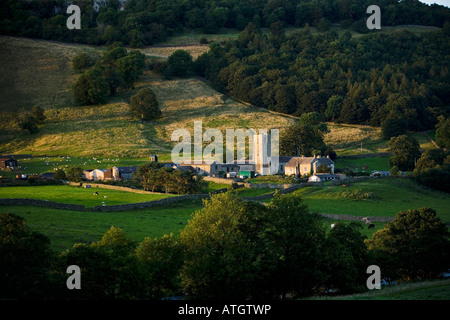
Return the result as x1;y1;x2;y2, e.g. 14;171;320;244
387;135;421;171
129;88;161;121
197;23;450;130
366;207;450;281
2;0;449;47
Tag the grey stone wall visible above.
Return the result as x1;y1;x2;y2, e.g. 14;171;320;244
92;194;209;212
0;198;86;211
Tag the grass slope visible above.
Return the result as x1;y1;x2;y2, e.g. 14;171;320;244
0;36;84;111
292;178;450;221
0;36;297;158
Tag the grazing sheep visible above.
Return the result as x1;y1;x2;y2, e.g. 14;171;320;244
330;224;335;229
368;223;375;229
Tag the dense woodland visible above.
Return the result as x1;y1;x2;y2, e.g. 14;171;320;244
1;0;450;46
196;25;450;130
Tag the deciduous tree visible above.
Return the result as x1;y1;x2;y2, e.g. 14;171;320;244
129;88;161;121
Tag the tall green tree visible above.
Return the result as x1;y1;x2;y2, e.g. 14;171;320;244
366;207;450;281
387;135;421;171
116;51;146;88
166;50;194;78
72;51;98;73
435;115;450;149
264;192;327;298
0;213;55;299
323;222;369;294
129;88;161;121
136;161;163;191
280;123;326;156
179;191;254;299
72;69;108;105
381;113;408;139
66;167;83;182
59;226;146;299
136;234;185;299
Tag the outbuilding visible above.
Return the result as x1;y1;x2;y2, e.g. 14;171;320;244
0;158;18;169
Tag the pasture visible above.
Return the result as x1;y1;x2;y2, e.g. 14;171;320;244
1;177;448;251
0;185;177;208
334;156;391;172
0;201;202;251
290;178;450;221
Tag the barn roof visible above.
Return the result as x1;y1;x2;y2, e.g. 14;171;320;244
116;166;137;173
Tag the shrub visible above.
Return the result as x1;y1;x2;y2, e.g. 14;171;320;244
340;189;376;199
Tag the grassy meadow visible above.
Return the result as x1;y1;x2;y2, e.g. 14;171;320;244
0;200;202;250
3;177;447;252
0;185;177;208
334;156;391;172
289;178;450;221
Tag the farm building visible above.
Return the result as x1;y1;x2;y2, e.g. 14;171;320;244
285;155;335;177
112;166;138;180
83;169;107;181
308;174;340;182
0;158;18;169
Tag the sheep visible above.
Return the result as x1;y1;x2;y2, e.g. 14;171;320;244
330;224;335;229
368;224;375;229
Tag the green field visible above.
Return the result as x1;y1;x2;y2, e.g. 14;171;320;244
0;185;177;208
235;187;275;198
0;201;202;251
334;156;391;172
1;177;448;251
262;178;450;221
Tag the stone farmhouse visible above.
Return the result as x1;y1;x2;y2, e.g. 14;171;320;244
284;155;335;177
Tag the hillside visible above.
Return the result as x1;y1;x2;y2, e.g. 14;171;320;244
0;35;441;160
0;36;80;111
0;36;296;158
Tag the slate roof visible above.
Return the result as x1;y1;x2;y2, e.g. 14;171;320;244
116;166;137;173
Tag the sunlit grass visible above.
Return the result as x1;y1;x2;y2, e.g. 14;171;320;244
0;185;177;208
